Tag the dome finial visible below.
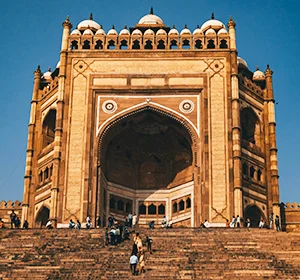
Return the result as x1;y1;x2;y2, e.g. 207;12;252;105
89;13;93;20
124;25;127;29
112;24;115;29
150;7;154;14
184;24;187;28
211;12;215;19
256;66;259;71
48;67;51;71
172;24;175;29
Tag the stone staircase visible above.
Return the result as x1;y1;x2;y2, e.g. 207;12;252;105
0;228;300;279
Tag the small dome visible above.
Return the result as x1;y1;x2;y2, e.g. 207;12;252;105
144;29;154;35
120;26;130;35
201;14;225;32
71;29;81;35
56;61;60;69
132;29;142;36
107;26;118;35
77;14;101;32
205;28;216;35
237;57;248;68
138;8;164;25
156;29;167;36
193;26;203;35
217;28;228;35
83;29;93;35
43;68;52;80
180;26;191;35
253;67;265;81
95;26;106;35
168;27;179;35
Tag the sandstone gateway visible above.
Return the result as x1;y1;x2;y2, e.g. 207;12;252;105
22;10;280;228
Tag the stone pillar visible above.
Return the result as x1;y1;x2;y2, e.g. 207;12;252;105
265;65;280;218
228;17;243;218
50;17;72;227
22;66;42;225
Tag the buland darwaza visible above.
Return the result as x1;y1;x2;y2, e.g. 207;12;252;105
22;9;280;228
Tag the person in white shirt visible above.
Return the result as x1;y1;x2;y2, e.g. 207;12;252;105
203;220;210;228
130;253;138;275
86;216;92;229
162;216;168;228
259;218;265;228
230;216;236;228
236;215;241;228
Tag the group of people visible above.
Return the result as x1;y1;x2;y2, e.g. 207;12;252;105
0;210;29;229
129;232;153;276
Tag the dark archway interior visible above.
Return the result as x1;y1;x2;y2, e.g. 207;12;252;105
35;206;50;228
100;110;193;190
42;109;56;148
241;108;261;146
244;205;264;228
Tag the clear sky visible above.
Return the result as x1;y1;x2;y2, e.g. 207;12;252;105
0;0;299;203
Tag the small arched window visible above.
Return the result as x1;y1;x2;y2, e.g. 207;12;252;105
186;197;191;209
194;39;203;49
44;167;49;180
148;203;157;215
71;40;78;50
145;40;153;49
120;39;128;50
241;108;261;147
182;39;190;49
39;171;43;183
179;200;185;211
207;39;215;49
173;202;178;213
132;40;140;49
220;39;228;49
157;40;165;49
158;204;165;215
243;163;248;176
95;40;103;49
257;170;262;182
250;166;255;178
108;40;116;50
117;200;124;211
83;40;90;49
170;39;178;49
139;203;146;215
109;197;116;209
49;165;53;177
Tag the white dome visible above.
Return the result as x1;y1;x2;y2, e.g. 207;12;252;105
144;29;154;35
156;29;167;36
217;28;228;35
77;14;101;32
201;19;225;32
71;29;81;35
56;61;60;69
132;29;142;36
43;68;52;80
253;68;265;80
180;27;191;35
83;29;93;35
193;26;203;35
95;27;106;35
120;27;130;35
138;14;164;25
107;27;118;35
205;28;216;35
237;57;248;68
168;27;179;35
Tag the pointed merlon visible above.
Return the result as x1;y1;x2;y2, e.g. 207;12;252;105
90;13;93;20
150;7;154;14
211;12;215;19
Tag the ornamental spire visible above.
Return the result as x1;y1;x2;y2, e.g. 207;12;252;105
211;12;215;19
89;13;93;20
150;7;154;14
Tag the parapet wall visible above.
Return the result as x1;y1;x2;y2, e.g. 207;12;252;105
280;202;300;232
0;200;22;227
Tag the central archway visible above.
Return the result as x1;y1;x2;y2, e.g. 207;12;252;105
97;107;196;226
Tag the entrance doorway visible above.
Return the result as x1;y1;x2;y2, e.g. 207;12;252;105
35;206;50;228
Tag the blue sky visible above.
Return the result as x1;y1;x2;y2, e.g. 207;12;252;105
0;0;299;203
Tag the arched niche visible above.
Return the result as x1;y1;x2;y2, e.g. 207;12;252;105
244;204;265;228
241;107;262;147
42;109;56;149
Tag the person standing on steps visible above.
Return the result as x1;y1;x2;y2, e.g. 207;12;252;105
138;250;146;274
275;215;281;232
128;213;133;228
130;252;139;276
236;215;241;228
96;216;101;228
146;236;153;254
269;213;274;229
10;210;16;229
246;217;251;230
230;216;236;228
